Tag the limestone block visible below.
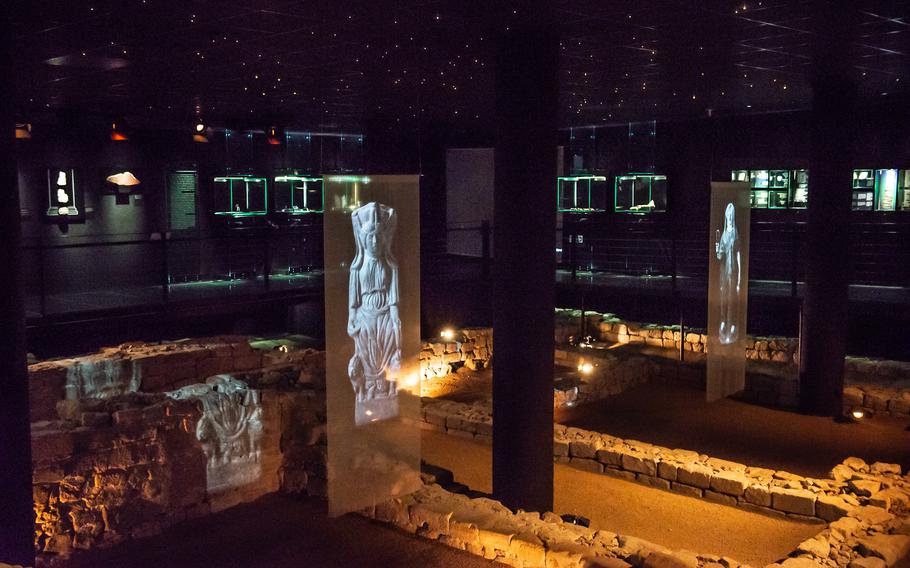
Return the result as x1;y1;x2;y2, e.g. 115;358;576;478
643;551;699;568
657;462;678;481
856;534;910;566
849;478;881;497
849;557;887;568
670;483;703;499
602;468;636;482
638;475;671;491
621;453;657;477
570;439;601;459
410;503;453;539
871;462;902;476
770;487;816;516
795;537;830;559
554;439;570;458
596;448;624;468
709;471;749;497
676;464;712;489
780;558;821;568
570;458;604;474
508;537;547;567
741;484;772;507
703;490;737;506
812;495;853;522
706;457;747;473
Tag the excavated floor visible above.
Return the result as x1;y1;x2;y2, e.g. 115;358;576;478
421;429;822;567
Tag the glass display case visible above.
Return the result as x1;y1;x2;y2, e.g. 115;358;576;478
213;175;268;218
852;169;874;211
791;169;809;208
874;169;899;211
731;169;749;183
899;170;910;211
557;175;607;212
614;173;667;213
273;175;324;214
768;170;790;209
46;168;79;218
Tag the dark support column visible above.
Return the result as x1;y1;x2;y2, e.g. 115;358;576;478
0;4;36;564
799;4;857;416
492;4;558;513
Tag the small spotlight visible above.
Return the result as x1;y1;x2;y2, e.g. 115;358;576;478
278;344;289;353
440;328;455;341
110;121;128;141
194;120;206;133
577;361;594;375
851;409;865;420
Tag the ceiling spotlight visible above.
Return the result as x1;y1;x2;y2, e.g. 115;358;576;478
15;123;31;139
440;328;455;341
266;126;283;145
194;119;206;133
110;121;128;141
193;119;209;143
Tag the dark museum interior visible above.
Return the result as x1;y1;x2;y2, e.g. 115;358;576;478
2;2;910;567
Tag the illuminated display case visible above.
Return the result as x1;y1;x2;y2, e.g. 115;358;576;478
614;173;667;213
557;175;607;212
46;168;81;219
791;169;809;208
213;176;268;218
273;175;324;214
852;169;874;211
899;170;910;211
874;169;899;212
732;169;808;209
767;170;790;209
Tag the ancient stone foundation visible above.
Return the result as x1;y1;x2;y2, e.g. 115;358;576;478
30;338;327;566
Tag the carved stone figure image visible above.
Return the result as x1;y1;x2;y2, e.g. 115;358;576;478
714;202;742;345
168;375;263;493
347;201;401;425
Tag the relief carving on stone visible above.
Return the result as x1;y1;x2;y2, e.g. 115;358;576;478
168;375;263;492
347;202;401;425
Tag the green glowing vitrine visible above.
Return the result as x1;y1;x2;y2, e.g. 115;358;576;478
614;173;667;213
274;174;324;214
557;175;608;212
213;175;268;217
852;169;875;211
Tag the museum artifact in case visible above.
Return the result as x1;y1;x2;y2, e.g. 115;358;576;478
791;169;809;208
874;169;899;212
46;168;80;218
557;175;607;212
852;169;874;211
273;174;324;214
899;170;910;211
213;175;268;218
767;170;790;209
614;173;667;213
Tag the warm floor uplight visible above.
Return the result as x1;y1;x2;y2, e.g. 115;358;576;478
440;328;455;341
578;361;594;375
852;409;866;420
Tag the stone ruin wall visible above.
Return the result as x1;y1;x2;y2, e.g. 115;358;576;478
418;397;910;568
29;338;328;565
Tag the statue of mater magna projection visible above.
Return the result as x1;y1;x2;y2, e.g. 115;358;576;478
714;202;742;345
347;202;401;425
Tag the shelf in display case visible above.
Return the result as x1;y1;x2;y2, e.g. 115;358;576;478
273;174;324;214
614;173;668;213
213;175;268;217
558;175;607;213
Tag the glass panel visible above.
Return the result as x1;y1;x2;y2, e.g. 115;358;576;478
41;242;164;314
731;169;749;183
874;169;898;211
899;170;910;211
557;175;606;212
750;190;769;208
323;175;422;517
749;170;769;189
614;174;667;213
791;169;809;208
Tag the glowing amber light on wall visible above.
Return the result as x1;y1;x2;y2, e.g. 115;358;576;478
440;329;455;341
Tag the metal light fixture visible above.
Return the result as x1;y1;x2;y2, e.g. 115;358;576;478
192;119;209;143
15;123;31;139
110;121;128;141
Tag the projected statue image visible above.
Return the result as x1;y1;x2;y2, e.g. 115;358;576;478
714;202;742;345
348;202;401;425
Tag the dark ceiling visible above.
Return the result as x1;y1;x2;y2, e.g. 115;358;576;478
11;1;910;133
